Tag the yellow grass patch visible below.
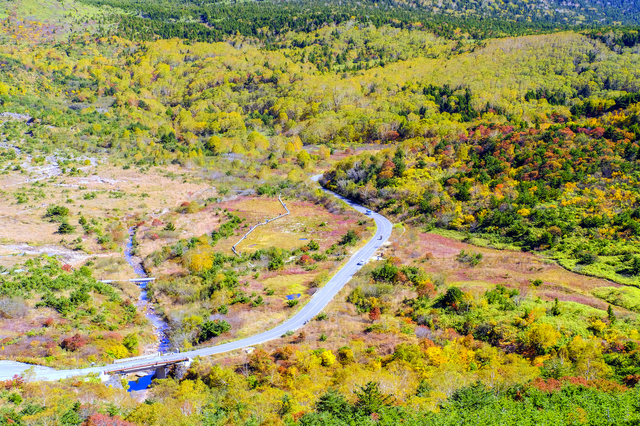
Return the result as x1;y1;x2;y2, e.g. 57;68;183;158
261;272;317;296
235;226;309;252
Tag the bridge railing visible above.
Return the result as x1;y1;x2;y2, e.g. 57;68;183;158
112;352;161;364
105;357;190;374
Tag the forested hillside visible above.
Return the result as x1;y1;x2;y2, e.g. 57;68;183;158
322;101;640;285
82;0;640;45
2;0;640;424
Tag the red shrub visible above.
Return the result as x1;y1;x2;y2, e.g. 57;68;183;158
1;375;24;390
151;219;163;227
61;264;72;272
420;338;436;349
387;256;402;266
385;130;400;141
624;375;640;387
369;307;381;322
530;378;562;393
43;318;55;327
60;334;87;352
531;377;627;393
272;345;294;361
417;281;436;299
394;271;408;283
293;332;306;344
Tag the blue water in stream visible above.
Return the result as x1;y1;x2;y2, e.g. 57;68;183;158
124;227;172;392
128;374;154;391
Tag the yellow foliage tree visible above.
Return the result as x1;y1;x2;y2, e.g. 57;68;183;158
107;344;128;359
320;350;336;367
528;322;560;351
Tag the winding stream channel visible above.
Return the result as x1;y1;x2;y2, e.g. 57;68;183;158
124;227;171;353
124;227;172;391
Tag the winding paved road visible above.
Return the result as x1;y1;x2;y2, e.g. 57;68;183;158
0;177;393;381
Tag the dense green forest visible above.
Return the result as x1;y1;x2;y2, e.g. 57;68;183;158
77;0;640;50
87;0;578;43
82;0;640;44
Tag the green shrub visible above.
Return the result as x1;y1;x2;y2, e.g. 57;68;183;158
211;213;241;243
8;393;22;405
58;222;75;234
592;286;640;312
46;205;69;221
576;251;598;265
439;287;464;308
123;333;138;352
339;230;360;246
268;256;284;271
485;285;518;311
199;319;231;342
456;250;483;266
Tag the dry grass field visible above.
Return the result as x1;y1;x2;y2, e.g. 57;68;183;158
388;228;630;314
0;148;379;364
0;162;215;271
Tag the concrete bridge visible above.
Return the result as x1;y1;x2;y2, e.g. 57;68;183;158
101;356;191;380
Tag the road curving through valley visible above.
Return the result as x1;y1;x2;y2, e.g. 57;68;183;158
0;176;393;381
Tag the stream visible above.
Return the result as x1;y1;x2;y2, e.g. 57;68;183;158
124;228;171;352
124;227;172;392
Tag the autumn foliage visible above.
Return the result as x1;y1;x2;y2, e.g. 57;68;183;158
60;334;88;352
